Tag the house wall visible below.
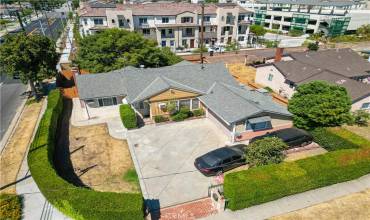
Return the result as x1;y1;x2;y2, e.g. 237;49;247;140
148;89;201;117
106;9;134;31
206;107;233;141
352;95;370;112
234;113;292;134
255;65;295;98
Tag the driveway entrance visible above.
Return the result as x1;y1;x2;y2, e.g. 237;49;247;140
128;118;230;208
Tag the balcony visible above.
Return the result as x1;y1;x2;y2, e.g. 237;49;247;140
139;23;149;28
221;30;233;36
203;32;217;39
161;34;175;38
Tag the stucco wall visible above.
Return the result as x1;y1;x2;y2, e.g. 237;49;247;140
255;65;295;98
352;95;370;112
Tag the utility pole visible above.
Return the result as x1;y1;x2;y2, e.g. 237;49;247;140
200;1;205;69
15;10;26;33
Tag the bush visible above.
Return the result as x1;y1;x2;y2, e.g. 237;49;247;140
0;194;22;220
288;29;304;37
351;110;370;126
154;115;169;123
171;112;188;122
179;107;193;117
307;42;319;51
28;90;144;220
192;109;205;117
120;104;137;129
309;127;361;151
224;128;370;211
263;87;273;93
246;137;287;167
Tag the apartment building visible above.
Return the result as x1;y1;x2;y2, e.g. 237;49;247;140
78;2;253;50
236;0;370;36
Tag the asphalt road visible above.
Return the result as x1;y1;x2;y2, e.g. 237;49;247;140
9;17;65;41
0;75;27;141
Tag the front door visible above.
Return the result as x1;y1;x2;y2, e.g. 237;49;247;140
190;39;195;48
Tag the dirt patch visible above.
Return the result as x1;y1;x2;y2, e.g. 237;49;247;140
271;189;370;220
343;123;370;141
227;63;257;85
55;99;138;193
0;100;43;194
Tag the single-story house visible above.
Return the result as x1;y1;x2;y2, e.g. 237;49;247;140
256;48;370;112
75;61;292;142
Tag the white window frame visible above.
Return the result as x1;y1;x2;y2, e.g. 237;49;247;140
361;102;370;109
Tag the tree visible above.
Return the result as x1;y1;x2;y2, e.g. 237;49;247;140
288;81;352;129
75;28;182;73
307;42;319;51
0;19;11;32
356;24;370;37
246;137;287;167
249;25;266;47
225;40;240;53
288;29;304;37
72;0;80;10
0;34;59;98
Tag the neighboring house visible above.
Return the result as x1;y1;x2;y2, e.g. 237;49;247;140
75;61;292;142
237;0;370;37
256;48;370;112
78;2;253;50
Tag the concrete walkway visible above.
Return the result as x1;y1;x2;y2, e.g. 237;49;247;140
203;174;370;220
70;98;127;139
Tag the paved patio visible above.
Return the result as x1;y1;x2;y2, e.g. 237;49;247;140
127;118;230;209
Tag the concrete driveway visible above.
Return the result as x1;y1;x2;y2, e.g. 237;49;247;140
128;118;230;208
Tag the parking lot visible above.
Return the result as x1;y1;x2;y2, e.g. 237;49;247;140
128;118;230;208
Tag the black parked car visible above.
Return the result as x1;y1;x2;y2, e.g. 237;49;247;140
194;145;246;176
249;128;313;148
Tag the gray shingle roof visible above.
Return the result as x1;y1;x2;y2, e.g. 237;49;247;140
199;83;291;124
76;62;291;124
257;0;355;6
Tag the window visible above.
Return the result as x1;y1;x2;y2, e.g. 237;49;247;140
204;16;210;22
361;102;370;109
118;19;125;27
308;19;317;25
181;17;193;23
84;19;88;25
139;17;147;25
191;99;200;110
251;122;270;131
142;28;150;35
162;17;169;23
185;28;193;35
98;97;117;107
170;40;175;46
238;36;244;41
179;99;191;109
268;73;273;81
127;19;130;23
161;40;166;47
182;39;188;47
93;18;103;25
159;103;167;111
168;29;173;34
161;29;166;36
238;15;245;21
112;19;115;23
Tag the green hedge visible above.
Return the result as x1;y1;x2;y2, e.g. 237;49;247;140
28;90;144;220
309;127;361;151
224;128;370;211
120;104;138;129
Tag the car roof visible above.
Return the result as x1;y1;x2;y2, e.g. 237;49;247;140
207;147;239;160
272;128;308;140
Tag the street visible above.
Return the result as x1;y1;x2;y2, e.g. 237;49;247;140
0;75;27;142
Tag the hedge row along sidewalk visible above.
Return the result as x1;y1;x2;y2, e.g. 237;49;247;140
224;127;370;211
27;90;144;220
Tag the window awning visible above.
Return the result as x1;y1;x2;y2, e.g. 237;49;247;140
248;116;271;124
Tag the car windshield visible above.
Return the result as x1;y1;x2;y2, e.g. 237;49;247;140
201;154;221;166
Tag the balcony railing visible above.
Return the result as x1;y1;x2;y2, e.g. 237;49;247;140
139;23;149;28
161;34;175;38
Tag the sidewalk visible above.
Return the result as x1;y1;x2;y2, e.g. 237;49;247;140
203;174;370;220
15;100;69;220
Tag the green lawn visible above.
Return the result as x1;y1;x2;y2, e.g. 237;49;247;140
0;194;22;220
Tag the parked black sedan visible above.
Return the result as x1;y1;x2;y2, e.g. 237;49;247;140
249;128;313;148
194;145;246;176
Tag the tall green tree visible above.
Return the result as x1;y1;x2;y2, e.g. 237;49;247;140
249;24;266;46
75;28;182;73
0;34;59;97
288;81;352;129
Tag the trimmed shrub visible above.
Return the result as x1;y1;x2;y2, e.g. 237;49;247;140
28;90;144;220
154;115;169;123
192;109;205;117
120;104;137;129
179;107;193;117
171;112;188;122
0;194;22;220
246;137;287;167
309;127;360;151
224;128;370;211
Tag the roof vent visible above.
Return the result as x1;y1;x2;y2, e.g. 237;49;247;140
336;79;346;84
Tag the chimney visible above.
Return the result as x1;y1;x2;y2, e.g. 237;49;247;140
275;47;284;62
